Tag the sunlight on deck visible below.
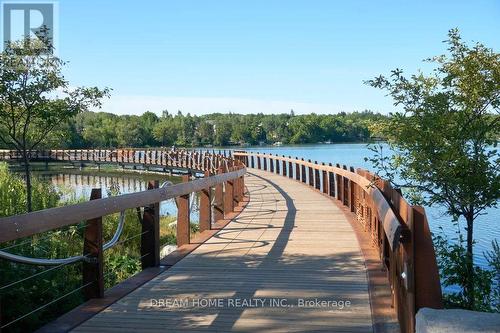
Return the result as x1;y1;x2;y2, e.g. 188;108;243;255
72;170;373;332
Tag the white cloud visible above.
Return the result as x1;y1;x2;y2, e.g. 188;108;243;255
96;95;367;116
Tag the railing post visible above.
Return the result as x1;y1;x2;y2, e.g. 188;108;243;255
412;206;443;310
321;162;328;194
83;188;104;299
199;170;212;232
224;171;234;216
336;163;343;202
308;160;314;187
300;158;306;183
214;167;224;222
176;175;190;246
233;168;242;205
257;154;261;169
314;161;320;190
275;155;280;174
234;170;243;203
270;156;274;173
288;157;293;179
328;163;335;197
141;180;160;268
340;165;348;206
241;172;245;198
349;166;356;213
295;157;300;181
263;156;267;171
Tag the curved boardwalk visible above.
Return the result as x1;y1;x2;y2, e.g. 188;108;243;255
73;169;373;332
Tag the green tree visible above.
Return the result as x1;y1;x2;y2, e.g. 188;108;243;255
214;119;232;146
197;121;215;145
0;33;109;211
366;29;500;309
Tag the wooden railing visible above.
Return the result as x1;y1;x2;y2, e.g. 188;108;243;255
233;151;443;333
0;149;245;331
0;148;236;174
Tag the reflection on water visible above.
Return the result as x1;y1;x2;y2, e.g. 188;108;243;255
32;169;199;219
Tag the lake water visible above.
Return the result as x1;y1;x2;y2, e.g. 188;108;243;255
33;143;498;268
32;169;200;220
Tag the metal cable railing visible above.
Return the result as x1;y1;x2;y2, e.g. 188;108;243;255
0;179;177;266
1;228;153;330
0;148;246;330
0;210;125;265
0;279;97;330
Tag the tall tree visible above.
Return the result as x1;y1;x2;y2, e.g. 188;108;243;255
366;29;499;309
0;33;109;211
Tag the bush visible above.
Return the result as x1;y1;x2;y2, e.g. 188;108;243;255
0;164;182;331
0;162;60;217
433;228;499;312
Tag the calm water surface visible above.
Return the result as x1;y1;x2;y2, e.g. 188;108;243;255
32;169;199;220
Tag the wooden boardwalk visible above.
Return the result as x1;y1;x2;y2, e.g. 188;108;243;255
72;169;373;332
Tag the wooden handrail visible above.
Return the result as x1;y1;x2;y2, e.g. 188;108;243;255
233;151;409;250
0;167;245;243
0;148;442;333
0;149;248;330
233;151;443;333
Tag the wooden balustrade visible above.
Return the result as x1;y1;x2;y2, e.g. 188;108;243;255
0;149;247;331
233;151;443;333
0;148;443;333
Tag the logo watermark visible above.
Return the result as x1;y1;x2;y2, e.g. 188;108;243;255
1;1;58;53
150;297;352;310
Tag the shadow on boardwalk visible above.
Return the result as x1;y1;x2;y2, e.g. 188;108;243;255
73;171;375;333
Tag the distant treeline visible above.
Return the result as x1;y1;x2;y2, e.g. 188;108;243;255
30;110;388;149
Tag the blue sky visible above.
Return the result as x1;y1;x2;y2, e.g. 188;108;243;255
49;1;500;114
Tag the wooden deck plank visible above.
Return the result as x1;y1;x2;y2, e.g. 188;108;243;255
72;170;375;332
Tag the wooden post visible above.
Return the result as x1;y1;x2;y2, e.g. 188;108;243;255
349;166;356;213
199;170;212;232
233;172;242;205
301;158;306;183
295;158;300;181
224;173;234;216
314;161;320;190
263;156;267;171
234;172;244;203
341;165;348;207
336;163;343;202
241;174;245;198
282;157;287;177
141;180;160;269
176;175;190;246
322;163;328;194
275;156;280;174
214;167;224;222
257;155;261;169
308;160;314;187
250;155;255;168
270;157;274;173
328;163;335;197
83;188;104;299
412;206;443;310
288;157;293;179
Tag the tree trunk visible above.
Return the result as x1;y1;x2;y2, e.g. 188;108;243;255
23;152;33;212
465;212;474;309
